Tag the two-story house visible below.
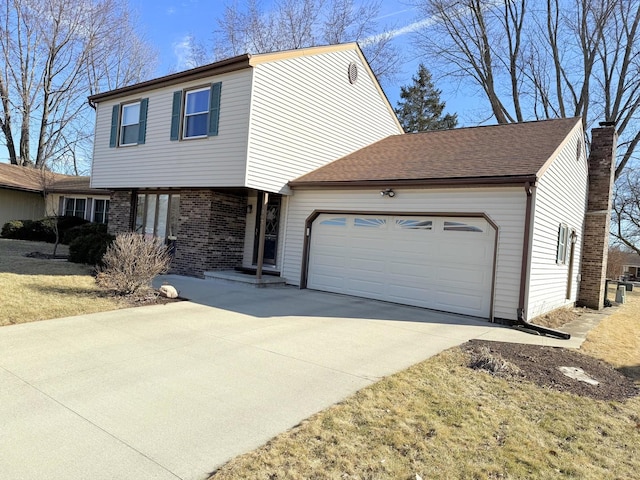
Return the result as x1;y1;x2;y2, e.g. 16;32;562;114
90;43;616;327
89;43;402;278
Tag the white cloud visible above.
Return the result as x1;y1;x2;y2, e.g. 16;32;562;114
166;7;176;14
173;35;196;70
361;17;437;46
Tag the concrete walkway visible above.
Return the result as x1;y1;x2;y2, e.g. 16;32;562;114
0;275;596;480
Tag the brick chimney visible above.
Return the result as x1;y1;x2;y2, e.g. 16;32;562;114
577;122;617;310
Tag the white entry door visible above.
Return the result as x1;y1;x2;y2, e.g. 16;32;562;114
307;214;495;318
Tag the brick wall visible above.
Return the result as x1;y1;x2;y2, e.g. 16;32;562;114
577;125;617;309
171;189;247;277
107;190;133;235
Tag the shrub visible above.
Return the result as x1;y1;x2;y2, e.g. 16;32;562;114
1;220;25;238
63;222;107;245
57;216;90;242
68;231;114;265
24;217;56;242
1;217;60;242
96;233;171;296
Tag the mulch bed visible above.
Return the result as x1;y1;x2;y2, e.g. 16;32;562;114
465;340;638;402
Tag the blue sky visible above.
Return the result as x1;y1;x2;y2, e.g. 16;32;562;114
129;0;473;123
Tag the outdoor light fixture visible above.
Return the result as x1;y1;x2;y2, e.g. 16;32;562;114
380;188;395;197
246;204;253;214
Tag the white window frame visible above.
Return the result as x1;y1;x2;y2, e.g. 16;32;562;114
93;199;110;224
120;102;141;146
64;197;87;219
183;87;210;139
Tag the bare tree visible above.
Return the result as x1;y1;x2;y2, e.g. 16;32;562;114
0;0;156;171
612;170;640;255
414;0;640;178
198;0;401;84
607;245;627;279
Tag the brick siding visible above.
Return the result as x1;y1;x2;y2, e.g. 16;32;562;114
577;125;617;310
170;190;247;277
107;190;133;235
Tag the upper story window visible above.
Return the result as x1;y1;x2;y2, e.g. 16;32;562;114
120;102;141;145
170;82;222;141
184;88;210;138
109;98;148;148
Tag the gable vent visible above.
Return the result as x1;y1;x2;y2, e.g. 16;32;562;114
348;62;358;84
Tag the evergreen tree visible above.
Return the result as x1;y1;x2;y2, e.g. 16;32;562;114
395;64;458;132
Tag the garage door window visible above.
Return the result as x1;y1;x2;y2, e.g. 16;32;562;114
444;221;483;232
354;218;386;228
396;219;433;230
319;217;347;227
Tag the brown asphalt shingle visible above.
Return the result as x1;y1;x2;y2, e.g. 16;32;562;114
0;163;107;195
291;117;581;185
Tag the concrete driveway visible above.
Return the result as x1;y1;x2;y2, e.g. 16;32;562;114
0;276;582;480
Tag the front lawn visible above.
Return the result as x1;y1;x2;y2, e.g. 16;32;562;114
0;239;124;326
209;291;640;479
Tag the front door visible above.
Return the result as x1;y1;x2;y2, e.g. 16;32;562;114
253;193;281;266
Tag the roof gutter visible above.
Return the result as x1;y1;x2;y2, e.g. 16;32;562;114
516;180;570;340
289;175;538;189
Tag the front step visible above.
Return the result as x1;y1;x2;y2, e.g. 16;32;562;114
203;270;287;287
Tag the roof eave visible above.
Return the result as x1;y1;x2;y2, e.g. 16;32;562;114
88;54;252;103
0;184;43;194
289;175;538;189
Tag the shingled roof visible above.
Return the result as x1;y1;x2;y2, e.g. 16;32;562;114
0;163;107;195
290;117;581;187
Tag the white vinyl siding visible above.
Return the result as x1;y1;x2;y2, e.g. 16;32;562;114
527;124;589;319
283;187;527;321
246;49;402;193
91;69;252;189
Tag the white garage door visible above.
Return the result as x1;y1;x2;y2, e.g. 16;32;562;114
307;214;495;318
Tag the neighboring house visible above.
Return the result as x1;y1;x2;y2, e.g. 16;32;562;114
0;163;110;227
622;253;640;281
89;43;616;325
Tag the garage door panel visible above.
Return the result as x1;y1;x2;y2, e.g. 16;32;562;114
313;234;348;248
349;257;386;273
309;273;345;291
308;214;495;318
437;242;492;264
310;252;346;268
388;263;436;279
435;290;487;314
437;265;487;287
347;278;386;296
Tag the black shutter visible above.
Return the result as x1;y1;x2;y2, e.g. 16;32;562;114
208;82;222;136
170;91;182;141
109;105;120;147
138;98;149;144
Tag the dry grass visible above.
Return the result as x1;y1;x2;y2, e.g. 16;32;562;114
532;306;581;329
0;239;124;326
210;290;640;480
211;351;639;480
581;288;640;383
